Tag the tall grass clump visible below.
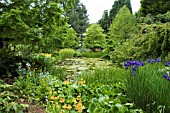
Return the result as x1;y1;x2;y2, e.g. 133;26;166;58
125;59;170;113
58;48;76;59
79;67;127;85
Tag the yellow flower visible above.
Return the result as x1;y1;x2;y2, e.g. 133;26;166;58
63;80;70;85
62;104;67;109
44;53;52;57
56;105;60;109
77;95;81;98
78;80;85;85
54;91;57;95
50;96;59;100
79;100;82;103
74;103;82;110
77;102;82;106
77;109;82;113
56;102;58;105
67;105;72;110
59;98;65;103
58;90;61;93
50;96;55;100
73;98;77;104
80;78;83;81
77;95;81;100
74;102;84;112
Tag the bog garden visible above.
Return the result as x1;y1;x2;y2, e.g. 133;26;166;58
0;0;170;113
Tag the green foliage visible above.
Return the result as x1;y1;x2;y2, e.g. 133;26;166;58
126;62;170;113
109;0;132;25
98;10;110;33
46;79;142;113
0;48;21;78
110;22;170;63
30;53;56;72
66;1;89;35
46;25;79;51
65;0;89;46
137;12;170;24
0;0;68;78
59;48;77;59
80;67;127;85
84;24;106;49
0;80;29;113
0;0;66;48
109;5;136;42
63;27;79;49
14;71;51;102
139;0;170;16
165;52;170;62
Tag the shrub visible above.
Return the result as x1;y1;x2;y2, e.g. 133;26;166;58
81;51;104;58
110;22;170;64
30;53;56;72
58;48;77;59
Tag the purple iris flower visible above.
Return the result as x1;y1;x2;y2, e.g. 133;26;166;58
131;61;136;65
147;59;151;63
141;62;145;66
127;60;131;64
124;62;129;67
151;60;156;64
132;66;137;71
167;76;170;81
165;63;169;67
163;73;167;78
135;61;141;66
156;58;161;62
132;71;136;76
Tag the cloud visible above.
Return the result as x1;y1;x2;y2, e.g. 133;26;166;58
80;0;141;23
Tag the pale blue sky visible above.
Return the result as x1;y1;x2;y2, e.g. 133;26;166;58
80;0;141;23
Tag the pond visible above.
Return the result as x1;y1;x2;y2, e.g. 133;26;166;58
56;58;113;77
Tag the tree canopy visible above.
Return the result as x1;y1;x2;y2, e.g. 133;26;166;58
109;0;132;25
139;0;170;16
0;0;67;51
109;5;136;43
98;10;110;34
65;0;89;46
84;24;106;49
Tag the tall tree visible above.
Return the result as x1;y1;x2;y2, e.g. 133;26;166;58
139;0;170;16
84;24;106;49
98;10;110;33
0;0;71;77
65;0;89;47
0;0;67;49
109;0;132;25
109;5;136;43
